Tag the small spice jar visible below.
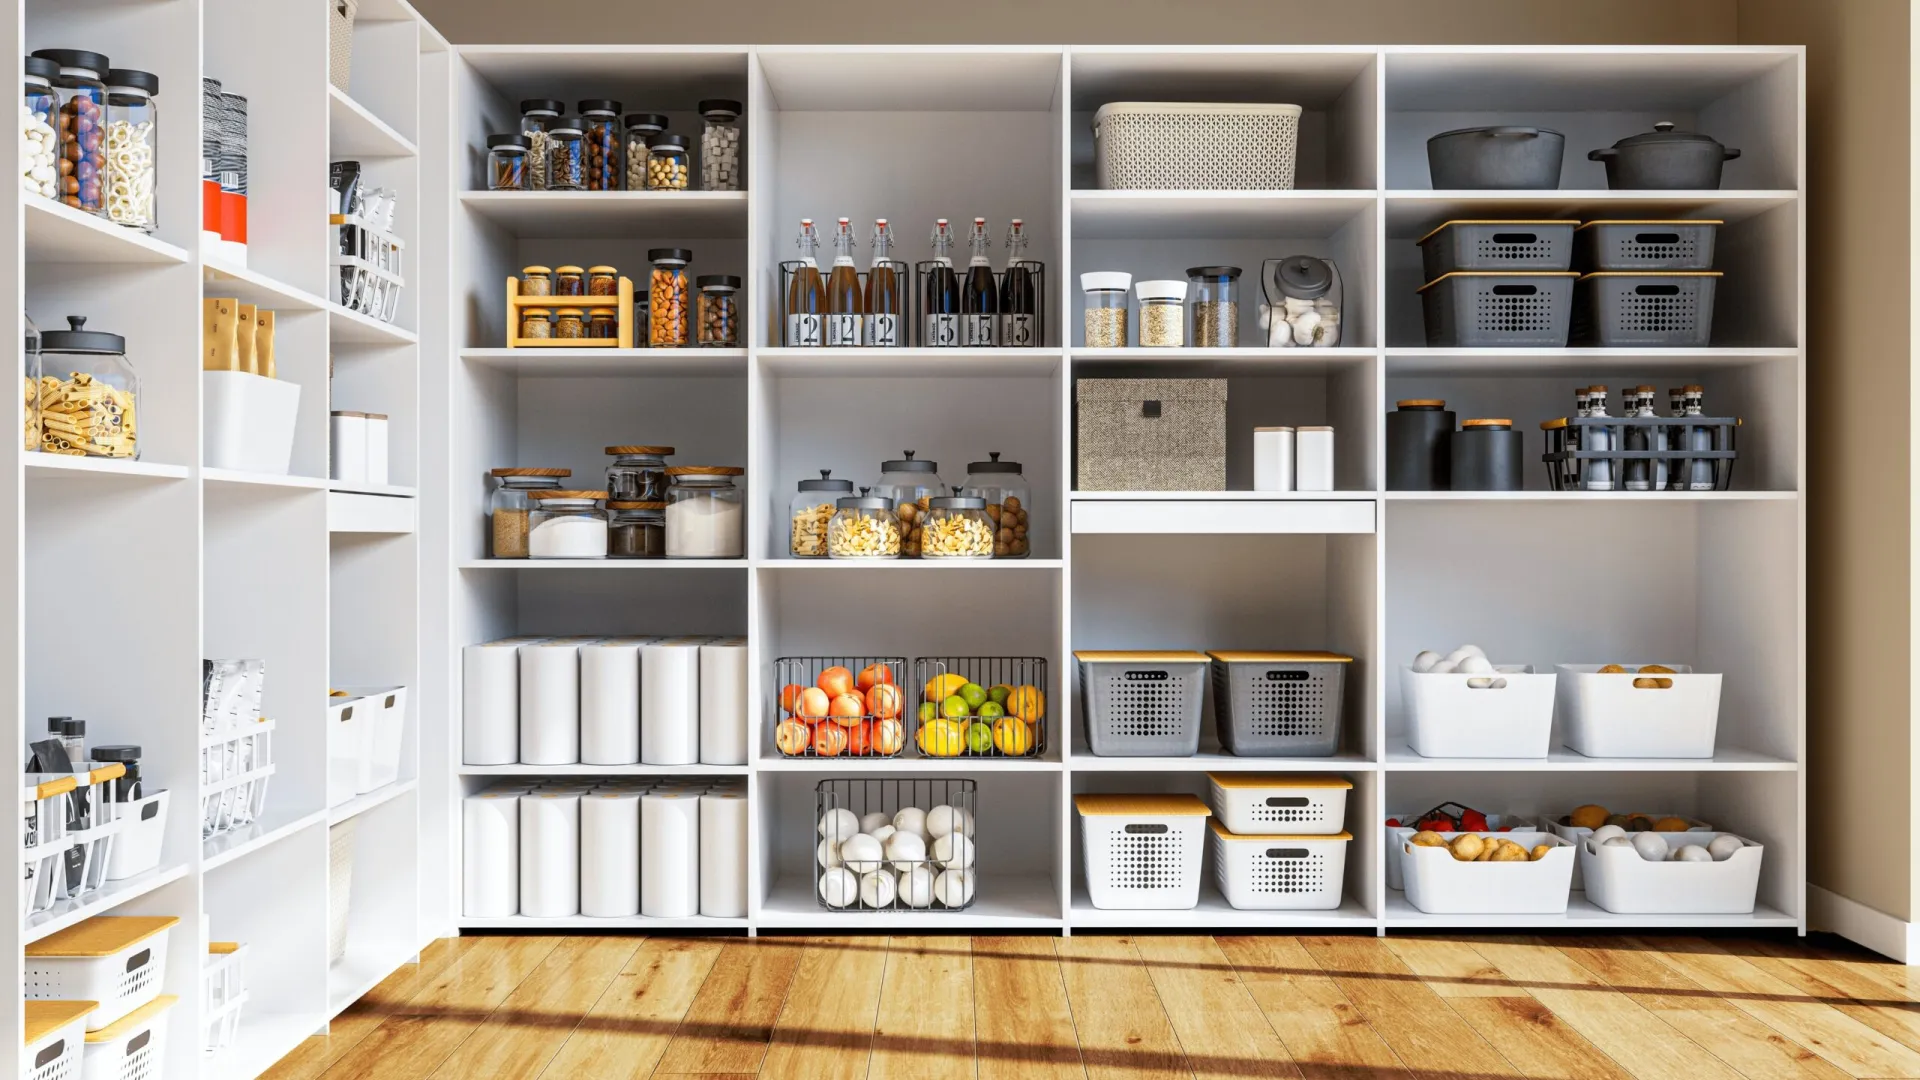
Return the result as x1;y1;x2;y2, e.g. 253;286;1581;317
649;248;691;347
489;468;568;557
698;99;742;191
1186;265;1241;347
519;98;563;190
546;115;585;190
578;99;622;190
588;310;617;339
519;265;553;296
554;308;586;339
920;494;995;560
646;134;691;190
487;134;528;191
790;469;852;558
605;444;673;502
528;489;609;558
587;265;618;296
1081;272;1131;348
1136;279;1187;347
519;306;553;339
622;113;667;190
697;275;740;347
554;265;585;296
665;466;745;558
828;490;901;560
607;501;666;558
961;452;1031;558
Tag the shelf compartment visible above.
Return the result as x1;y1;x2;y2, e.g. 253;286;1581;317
1384;745;1796;771
758;348;1061;378
462;347;747;377
25;453;190;482
328;777;419;825
458;763;749;777
203;260;327;311
202;807;329;872
1070;191;1376;240
330;303;418;345
25;198;190;265
1071;751;1374;772
329;84;418;158
459;191;749;240
23;863;193;945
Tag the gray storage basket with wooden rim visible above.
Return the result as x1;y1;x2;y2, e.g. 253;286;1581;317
1208;651;1353;757
1076;651;1210;757
329;0;358;92
1075;378;1226;491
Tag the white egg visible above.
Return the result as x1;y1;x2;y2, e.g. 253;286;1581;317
859;811;892;834
893;807;930;841
1631;832;1669;862
816;838;843;869
933;868;975;907
1445;647;1475;665
818;808;860;842
898;865;937;908
869;824;897;846
1673;845;1712;863
1707;835;1745;862
1427;660;1457;675
1455;645;1487;660
932;832;976;870
1458;655;1494;675
884;830;927;872
818;867;858;908
1602;836;1634;847
1590;824;1627;844
839;833;885;873
859;869;898;908
1412;650;1442;673
927;805;973;839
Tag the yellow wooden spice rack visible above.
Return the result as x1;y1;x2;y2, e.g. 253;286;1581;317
505;275;635;349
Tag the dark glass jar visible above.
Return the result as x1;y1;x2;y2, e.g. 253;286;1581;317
607;501;666;558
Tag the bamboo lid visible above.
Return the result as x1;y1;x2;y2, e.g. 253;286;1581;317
587;265;618;274
1208;773;1353;790
521;265;552;275
209;942;240;955
1208;650;1353;663
1075;650;1209;663
1462;419;1512;428
1210;821;1353;842
1396;399;1446;408
85;995;177;1044
527;489;608;500
1576;271;1723;280
490;467;570;477
605;445;674;455
27;915;180;958
25;1001;96;1045
1417;271;1576;293
1075;793;1211;817
665;465;745;476
1297;425;1334;432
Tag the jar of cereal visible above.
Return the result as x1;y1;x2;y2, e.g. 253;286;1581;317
790;469;852;558
828;490;901;560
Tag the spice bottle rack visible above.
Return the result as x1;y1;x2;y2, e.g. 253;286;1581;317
504;275;636;349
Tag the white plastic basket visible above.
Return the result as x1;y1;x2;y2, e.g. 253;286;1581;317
26;916;178;1031
1400;831;1574;914
1093;102;1303;191
1207;774;1350;836
105;790;169;882
1209;822;1349;910
25;1001;93;1080
1549;812;1712;890
338;685;408;794
329;819;357;964
202;718;274;837
1579;832;1763;914
80;994;174;1080
62;764;129;901
326;694;364;807
1076;793;1211;910
22;774;77;919
202;942;249;1055
1383;813;1536;891
1555;664;1723;758
1400;665;1556;758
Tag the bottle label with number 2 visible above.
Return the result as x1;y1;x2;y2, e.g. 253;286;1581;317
867;314;898;347
787;313;822;347
827;314;862;347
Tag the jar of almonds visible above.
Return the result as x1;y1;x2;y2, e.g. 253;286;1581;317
827;490;901;560
920;495;995;560
648;248;691;347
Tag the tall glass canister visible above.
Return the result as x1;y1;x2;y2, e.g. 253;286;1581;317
103;68;158;232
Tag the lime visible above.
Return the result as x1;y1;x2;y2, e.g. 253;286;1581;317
940;695;971;720
988;684;1013;706
917;701;937;723
977;701;1006;720
959;682;989;710
966;722;994;754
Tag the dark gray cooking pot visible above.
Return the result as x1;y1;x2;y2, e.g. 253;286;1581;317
1427;126;1565;189
1589;122;1742;190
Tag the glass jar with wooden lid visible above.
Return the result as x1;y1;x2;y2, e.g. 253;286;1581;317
519;265;553;296
608;501;666;558
488;467;569;557
664;466;745;558
587;265;619;297
604;445;673;502
518;307;553;340
554;308;586;339
527;489;609;558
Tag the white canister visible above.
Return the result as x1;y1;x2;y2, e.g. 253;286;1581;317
365;412;390;485
330;411;369;483
1254;427;1295;492
1296;425;1335;491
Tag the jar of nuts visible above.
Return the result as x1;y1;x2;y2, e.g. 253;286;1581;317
645;134;691;190
577;99;622;190
961;452;1032;558
621;113;666;190
828;490;901;560
697;274;740;347
34;49;109;215
872;451;944;558
518;99;564;190
546;115;585;191
648;248;692;347
790;469;852;558
920;494;995;560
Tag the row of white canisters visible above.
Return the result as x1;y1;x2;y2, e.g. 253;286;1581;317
464;636;747;766
24;915;180;1080
1253;426;1335;492
330;410;391;486
463;780;747;919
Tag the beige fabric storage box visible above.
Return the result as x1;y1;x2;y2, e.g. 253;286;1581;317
1076;379;1226;491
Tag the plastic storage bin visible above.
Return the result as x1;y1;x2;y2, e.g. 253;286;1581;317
1572;272;1721;347
1208;822;1350;910
105;789;168;881
202;942;248;1055
1076;793;1211;910
202;719;273;838
1417;220;1577;280
1400;831;1574;914
61;764;128;900
1384;812;1534;891
1207;651;1352;756
1208;773;1350;835
325;695;363;807
25;1001;93;1080
22;774;76;918
1574;220;1721;271
1400;665;1556;758
1555;664;1723;758
1093;102;1303;190
80;993;174;1080
1548;812;1711;891
1579;832;1763;914
26;916;178;1031
202;371;300;474
1418;272;1576;347
1076;651;1210;757
339;685;408;793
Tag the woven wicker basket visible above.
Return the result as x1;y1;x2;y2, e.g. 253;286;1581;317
329;0;358;92
1094;102;1303;190
1076;378;1227;491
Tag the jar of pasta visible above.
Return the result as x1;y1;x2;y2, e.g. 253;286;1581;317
789;469;852;558
920;495;995;560
22;312;39;451
648;248;691;347
37;316;136;459
103;68;157;232
828;491;901;560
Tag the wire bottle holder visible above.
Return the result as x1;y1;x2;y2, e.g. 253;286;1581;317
1541;415;1739;492
912;260;1046;348
911;656;1048;757
770;656;909;758
777;259;911;347
815;777;977;912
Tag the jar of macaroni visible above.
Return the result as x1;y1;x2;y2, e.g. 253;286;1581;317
789;469;852;558
103;68;157;231
518;98;563;190
37;315;136;459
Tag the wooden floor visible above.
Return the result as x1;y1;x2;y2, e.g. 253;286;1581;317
263;933;1920;1080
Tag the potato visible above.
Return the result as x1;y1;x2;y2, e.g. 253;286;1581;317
1598;663;1628;674
1639;663;1676;675
1449;834;1485;862
1531;844;1554;861
1411;831;1448;848
1490;843;1529;862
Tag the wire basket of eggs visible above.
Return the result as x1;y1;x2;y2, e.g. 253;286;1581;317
1401;644;1556;758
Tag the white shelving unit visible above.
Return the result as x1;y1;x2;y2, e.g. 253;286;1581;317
6;0;444;1075
434;42;1804;944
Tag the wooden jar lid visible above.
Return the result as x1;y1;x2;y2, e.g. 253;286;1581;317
491;467;570;477
527;489;608;500
605;445;674;455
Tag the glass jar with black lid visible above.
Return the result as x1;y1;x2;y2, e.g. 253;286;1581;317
605;445;673;502
872;451;943;558
518;98;563;190
38;315;136;459
960;452;1031;558
33;49;110;215
577;98;622;190
789;469;853;558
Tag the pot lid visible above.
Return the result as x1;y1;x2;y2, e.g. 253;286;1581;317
881;450;937;473
1431;125;1564;140
1275;256;1334;300
798;469;854;493
41;315;124;353
1606;121;1726;149
967;451;1022;474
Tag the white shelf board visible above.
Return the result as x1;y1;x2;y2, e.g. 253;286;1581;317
1383;490;1797;502
461;558;747;569
1384;743;1797;771
203;806;330;871
759;872;1061;929
24;198;189;264
210;1010;330;1080
329;304;419;346
1383;889;1799;929
1384;190;1798;237
328;84;418;158
25;453;189;481
1072;489;1374;500
327;777;419;825
457;913;749;931
758;347;1062;377
756;46;1061;111
453;46;750;110
759;558;1063;571
330;490;417;533
1070;190;1376;239
203;468;329;491
1073;497;1376;534
1385;347;1800;375
329;938;423;1019
1069;882;1375;929
203;260;327;310
757;752;1063;772
460;763;748;776
24;862;192;945
329;480;418;498
1072;346;1375;372
458;190;749;239
1068;750;1374;772
462;347;747;377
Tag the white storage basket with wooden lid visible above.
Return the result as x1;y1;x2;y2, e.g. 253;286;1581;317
1075;793;1211;910
26;916;178;1031
24;1001;94;1080
80;993;175;1080
1093;102;1303;190
1208;822;1351;910
1207;773;1351;835
202;942;248;1054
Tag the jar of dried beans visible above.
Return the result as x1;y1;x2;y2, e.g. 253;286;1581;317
649;248;691;347
578;99;622;190
587;265;618;295
622;113;666;190
646;134;690;190
697;274;740;347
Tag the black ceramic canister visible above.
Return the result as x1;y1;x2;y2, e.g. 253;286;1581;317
1386;399;1456;490
1451;419;1525;491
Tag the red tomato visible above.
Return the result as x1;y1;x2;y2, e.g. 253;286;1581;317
817;666;855;698
846;721;874;756
774;720;811;756
828;693;866;726
779;684;805;714
856;663;895;693
865;683;902;720
812;723;848;757
795;687;830;723
1384;818;1402;828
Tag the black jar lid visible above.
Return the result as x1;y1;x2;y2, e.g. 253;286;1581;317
520;98;564;115
107;69;158;94
649;133;690;150
33;49;110;77
624;113;669;130
697;275;741;290
577;98;622;115
699;98;742;117
548;116;583;133
648;248;693;264
91;744;142;762
487;133;528;150
881;450;937;473
837;492;894;510
966;451;1022;474
1276;255;1334;300
799;469;854;493
1185;265;1242;280
24;56;58;81
41;316;124;353
930;495;988;510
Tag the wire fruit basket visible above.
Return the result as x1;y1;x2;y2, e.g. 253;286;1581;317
816;778;977;912
770;656;908;758
910;657;1047;758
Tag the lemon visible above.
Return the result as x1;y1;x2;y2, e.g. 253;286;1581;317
917;701;937;723
916;719;965;757
1007;685;1045;721
923;673;968;702
991;716;1033;756
989;684;1013;706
